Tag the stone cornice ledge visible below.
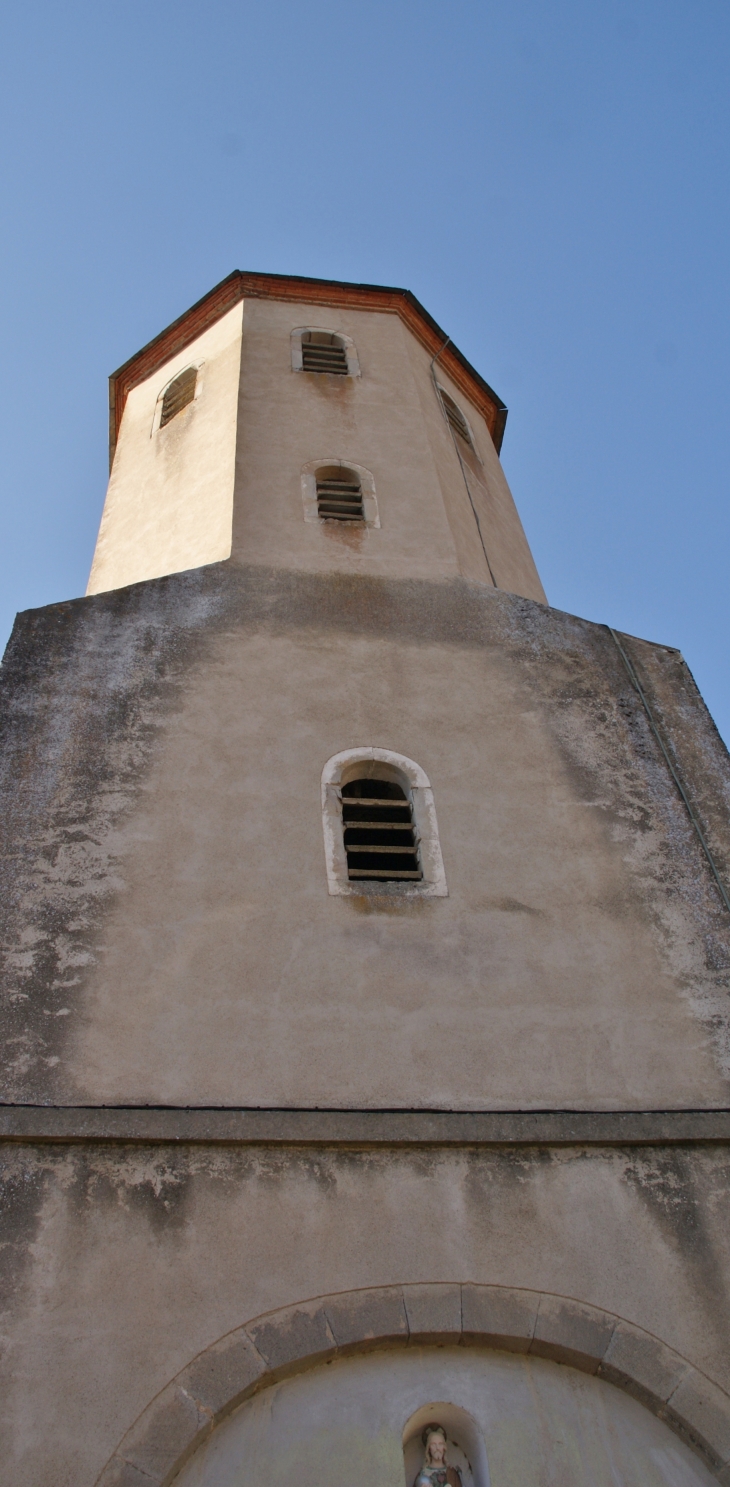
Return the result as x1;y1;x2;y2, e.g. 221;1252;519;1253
94;1284;730;1486
2;1107;730;1145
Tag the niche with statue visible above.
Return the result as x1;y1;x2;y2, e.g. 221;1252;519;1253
402;1403;490;1487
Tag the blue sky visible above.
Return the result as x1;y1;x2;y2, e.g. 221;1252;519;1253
1;1;728;741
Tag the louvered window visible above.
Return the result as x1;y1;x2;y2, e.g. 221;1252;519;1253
341;779;422;882
160;367;198;427
316;471;364;522
302;332;349;375
440;388;473;447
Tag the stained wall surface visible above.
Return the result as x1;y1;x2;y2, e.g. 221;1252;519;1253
1;567;728;1110
175;1347;716;1487
2;1141;730;1487
86;302;243;594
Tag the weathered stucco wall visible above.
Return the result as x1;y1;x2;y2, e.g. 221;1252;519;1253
0;566;728;1109
175;1346;716;1487
2;1140;730;1486
230;297;545;602
87;303;242;595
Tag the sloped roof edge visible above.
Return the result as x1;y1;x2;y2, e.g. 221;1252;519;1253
108;269;508;470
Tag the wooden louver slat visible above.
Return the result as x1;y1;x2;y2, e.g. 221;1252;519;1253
160;367;198;427
341;779;422;883
441;391;472;446
316;477;364;522
302;342;348;374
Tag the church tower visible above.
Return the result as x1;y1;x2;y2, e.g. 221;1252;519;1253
1;272;730;1487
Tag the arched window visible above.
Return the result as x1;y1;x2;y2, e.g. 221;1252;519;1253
321;749;447;897
342;778;421;881
300;460;380;527
315;464;364;522
437;386;474;449
291;327;360;377
159;366;198;428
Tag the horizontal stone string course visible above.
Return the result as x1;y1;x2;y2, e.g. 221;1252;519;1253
4;1107;730;1145
94;1283;730;1487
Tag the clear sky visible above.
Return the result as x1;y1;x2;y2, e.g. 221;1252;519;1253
1;1;728;742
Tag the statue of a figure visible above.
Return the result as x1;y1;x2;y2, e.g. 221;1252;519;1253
413;1425;462;1487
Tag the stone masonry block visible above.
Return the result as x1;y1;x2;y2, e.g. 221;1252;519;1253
599;1322;689;1407
404;1284;462;1342
246;1300;333;1373
324;1287;409;1349
665;1368;730;1468
530;1295;614;1374
97;1459;159;1487
461;1286;538;1353
182;1328;268;1417
122;1383;209;1482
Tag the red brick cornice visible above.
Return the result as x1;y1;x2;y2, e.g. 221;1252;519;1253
107;270;508;470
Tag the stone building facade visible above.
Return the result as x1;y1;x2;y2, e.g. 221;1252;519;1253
1;271;730;1486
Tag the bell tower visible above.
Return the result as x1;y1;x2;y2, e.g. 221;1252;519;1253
87;270;545;602
1;272;730;1487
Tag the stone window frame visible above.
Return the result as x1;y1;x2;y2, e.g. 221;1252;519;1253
321;747;448;898
301;459;380;528
151;361;205;436
291;326;361;377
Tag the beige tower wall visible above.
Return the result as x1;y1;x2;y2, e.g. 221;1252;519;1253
86;302;242;595
88;288;545;603
231;297;546;602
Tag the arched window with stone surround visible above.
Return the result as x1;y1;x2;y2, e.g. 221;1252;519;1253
291;327;361;377
300;459;380;527
321;748;448;897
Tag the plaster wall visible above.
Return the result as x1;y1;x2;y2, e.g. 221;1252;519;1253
1;568;729;1110
86;303;242;595
230;298;546;603
72;619;729;1109
175;1346;716;1487
2;1141;730;1487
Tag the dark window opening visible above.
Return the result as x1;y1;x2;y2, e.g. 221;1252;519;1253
316;467;364;522
160;367;198;427
302;331;349;375
440;388;473;447
342;778;422;881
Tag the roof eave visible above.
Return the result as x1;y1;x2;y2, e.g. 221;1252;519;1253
108;270;508;471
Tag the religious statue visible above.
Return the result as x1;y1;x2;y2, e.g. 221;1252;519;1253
413;1424;462;1487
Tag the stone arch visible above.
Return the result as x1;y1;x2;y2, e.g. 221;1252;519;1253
95;1283;730;1486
